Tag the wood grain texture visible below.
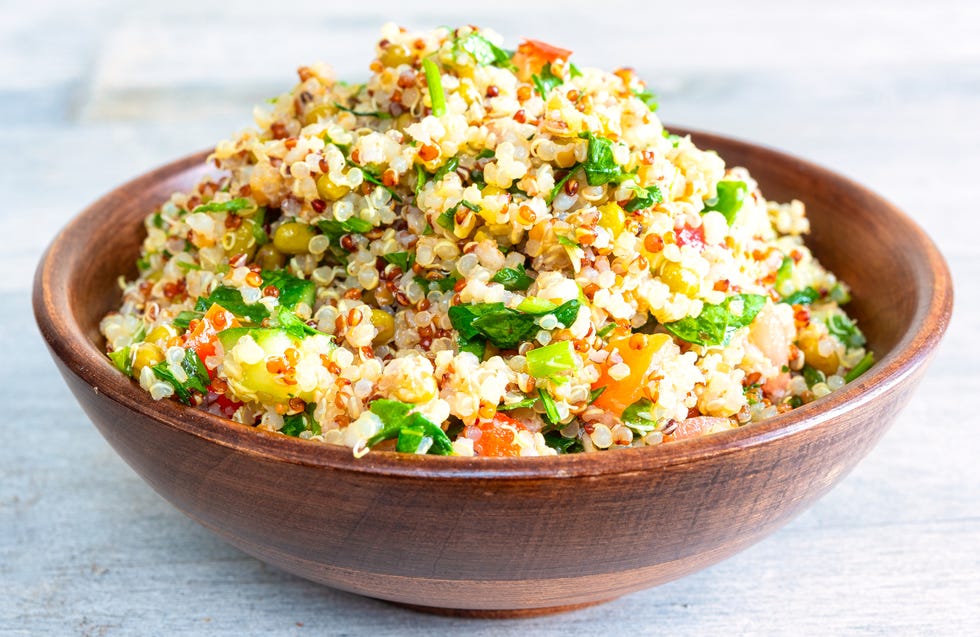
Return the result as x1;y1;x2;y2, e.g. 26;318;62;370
32;132;951;614
6;1;980;634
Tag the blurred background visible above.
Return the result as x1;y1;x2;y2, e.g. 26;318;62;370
3;1;978;635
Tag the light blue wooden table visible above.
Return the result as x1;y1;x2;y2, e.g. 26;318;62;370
4;2;978;634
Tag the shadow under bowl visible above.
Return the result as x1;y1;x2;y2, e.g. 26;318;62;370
33;129;952;615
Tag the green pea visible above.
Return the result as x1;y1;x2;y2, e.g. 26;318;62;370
273;222;316;254
256;244;287;270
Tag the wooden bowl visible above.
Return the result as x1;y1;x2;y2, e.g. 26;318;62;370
33;130;952;616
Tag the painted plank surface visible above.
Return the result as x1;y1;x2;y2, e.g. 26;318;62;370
3;1;978;635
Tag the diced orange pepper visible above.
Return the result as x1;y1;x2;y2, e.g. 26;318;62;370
465;412;525;457
592;333;671;417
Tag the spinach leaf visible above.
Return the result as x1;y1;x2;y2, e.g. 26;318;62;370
543;430;584;454
281;403;320;437
624;185;663;212
192;198;254;214
195;286;270;324
826;314;866;348
663;293;767;347
579;132;630;186
702;180;747;225
621;398;659;435
780;287;821;306
366;399;454;455
449;300;580;351
149;350;208;405
490;265;533;291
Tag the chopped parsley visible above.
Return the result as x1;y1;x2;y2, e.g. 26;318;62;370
624;185;663;212
702;180;747;225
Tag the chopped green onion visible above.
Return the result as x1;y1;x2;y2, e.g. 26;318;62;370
537;388;561;425
527;341;576;379
422;57;446;117
844;352;874;382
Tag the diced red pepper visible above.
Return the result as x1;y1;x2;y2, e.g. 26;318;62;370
676;224;705;250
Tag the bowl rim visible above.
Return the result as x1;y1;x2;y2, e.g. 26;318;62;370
33;128;953;480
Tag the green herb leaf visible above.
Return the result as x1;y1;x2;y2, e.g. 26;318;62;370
826;314;867;349
383;251;415;272
588;386;606;405
774;256;793;291
175;261;201;271
173;311;203;330
623;185;663;212
281;403;319;437
780;287;821;306
497;395;538;411
663;293;767;347
548;165;581;203
316;217;375;243
359;167;403;202
261;270;316;310
273;306;325;341
568;63;583;78
195;287;270;324
557;235;579;249
632;88;658;111
192;198;254;214
532;63;563;99
621;398;659;435
802;365;826;388
333;102;392;119
414;163;428;197
433;156;459;181
491;265;534;291
702;180;747;225
579;131;629;186
422;57;446;117
455;32;513;67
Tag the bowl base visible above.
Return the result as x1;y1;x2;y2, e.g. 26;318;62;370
388;598;616;618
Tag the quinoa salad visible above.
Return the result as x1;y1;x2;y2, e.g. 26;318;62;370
101;25;874;457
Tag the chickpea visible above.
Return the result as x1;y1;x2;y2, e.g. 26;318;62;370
379;44;413;67
221;220;257;260
660;262;700;297
273;222;316;255
370;309;395;346
255;244;287;270
132;343;164;375
315;174;351;201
